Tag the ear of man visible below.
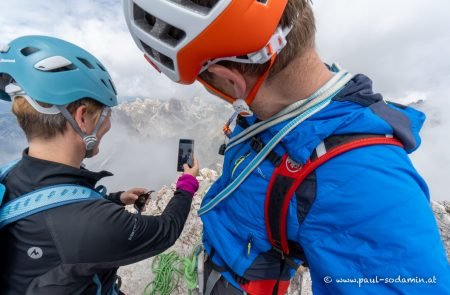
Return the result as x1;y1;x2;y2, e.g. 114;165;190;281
207;64;248;100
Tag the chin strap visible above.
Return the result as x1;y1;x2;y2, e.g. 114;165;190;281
57;106;110;157
197;53;278;118
241;53;278;113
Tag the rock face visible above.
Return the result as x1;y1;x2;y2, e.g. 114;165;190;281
118;170;450;295
118;168;219;295
431;201;450;261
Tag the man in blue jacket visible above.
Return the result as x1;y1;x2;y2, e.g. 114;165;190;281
123;0;450;294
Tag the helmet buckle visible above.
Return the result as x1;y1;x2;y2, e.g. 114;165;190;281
5;83;23;96
233;99;253;117
247;26;289;64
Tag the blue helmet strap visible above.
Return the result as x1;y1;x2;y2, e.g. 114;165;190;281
57;106;110;157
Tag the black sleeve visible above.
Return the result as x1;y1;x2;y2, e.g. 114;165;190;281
46;189;193;268
106;191;125;206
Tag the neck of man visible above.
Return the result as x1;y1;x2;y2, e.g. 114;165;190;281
28;135;85;168
251;48;333;120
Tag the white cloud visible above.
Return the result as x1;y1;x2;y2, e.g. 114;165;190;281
2;0;449;103
0;0;207;101
1;0;449;199
315;0;450;99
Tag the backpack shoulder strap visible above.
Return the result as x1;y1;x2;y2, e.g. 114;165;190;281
265;134;404;264
0;159;20;182
0;159;21;205
0;184;104;229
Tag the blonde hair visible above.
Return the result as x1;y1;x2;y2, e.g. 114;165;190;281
12;96;103;141
199;0;316;81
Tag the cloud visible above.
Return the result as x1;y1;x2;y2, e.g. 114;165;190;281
0;0;207;101
315;0;450;100
313;0;450;200
1;0;449;200
2;0;449;103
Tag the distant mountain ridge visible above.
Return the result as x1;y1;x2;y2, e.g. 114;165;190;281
0;113;25;162
115;97;230;141
1;97;448;201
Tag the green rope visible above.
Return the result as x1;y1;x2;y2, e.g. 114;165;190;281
183;256;197;292
143;245;203;295
183;244;203;291
143;252;182;295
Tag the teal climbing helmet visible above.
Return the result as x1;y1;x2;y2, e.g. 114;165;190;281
0;35;117;107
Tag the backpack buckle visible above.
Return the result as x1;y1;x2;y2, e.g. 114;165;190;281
250;137;264;153
273;246;286;260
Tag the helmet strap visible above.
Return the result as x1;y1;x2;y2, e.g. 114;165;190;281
197;76;236;104
57;106;110;158
197;53;278;117
243;53;277;108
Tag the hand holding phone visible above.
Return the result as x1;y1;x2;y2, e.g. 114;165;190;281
134;191;154;214
177;139;194;172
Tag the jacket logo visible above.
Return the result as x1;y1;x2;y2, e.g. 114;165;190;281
27;247;43;259
286;157;302;173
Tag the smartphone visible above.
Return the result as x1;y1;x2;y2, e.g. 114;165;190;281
177;139;194;172
134;191;154;214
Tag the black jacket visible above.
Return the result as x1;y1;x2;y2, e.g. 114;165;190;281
0;151;193;294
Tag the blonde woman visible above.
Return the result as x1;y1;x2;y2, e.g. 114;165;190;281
0;35;199;295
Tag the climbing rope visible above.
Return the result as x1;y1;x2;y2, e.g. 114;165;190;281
144;252;182;295
143;244;203;295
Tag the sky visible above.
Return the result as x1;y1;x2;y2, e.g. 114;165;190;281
1;0;450;200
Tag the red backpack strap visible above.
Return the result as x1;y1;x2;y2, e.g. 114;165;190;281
265;135;404;257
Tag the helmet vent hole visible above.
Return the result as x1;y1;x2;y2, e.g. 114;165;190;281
34;56;77;72
77;57;95;69
109;79;117;95
167;0;219;14
46;64;77;72
100;79;108;88
134;4;156;32
165;25;186;45
256;0;269;4
133;4;186;47
21;47;40;56
140;41;174;71
97;63;106;72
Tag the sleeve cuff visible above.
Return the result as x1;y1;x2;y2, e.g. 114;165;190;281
176;174;199;197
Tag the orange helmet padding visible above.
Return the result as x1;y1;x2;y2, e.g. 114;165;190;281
177;0;288;84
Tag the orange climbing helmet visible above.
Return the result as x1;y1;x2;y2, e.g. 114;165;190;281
123;0;289;85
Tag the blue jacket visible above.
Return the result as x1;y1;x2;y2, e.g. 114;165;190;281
201;74;450;294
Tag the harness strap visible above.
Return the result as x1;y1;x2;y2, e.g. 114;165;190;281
204;270;222;295
265;135;404;257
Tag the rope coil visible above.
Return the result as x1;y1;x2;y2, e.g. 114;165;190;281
144;245;203;295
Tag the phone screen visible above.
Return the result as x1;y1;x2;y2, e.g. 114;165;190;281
177;139;194;172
